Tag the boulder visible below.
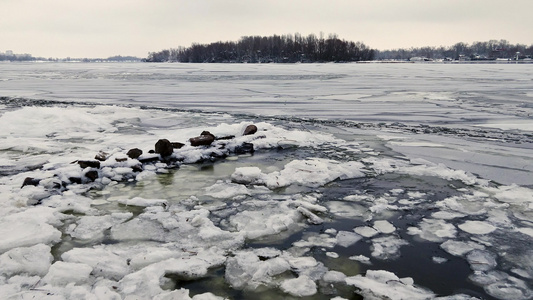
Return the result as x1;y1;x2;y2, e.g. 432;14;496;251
21;177;41;188
127;148;143;159
216;135;235;141
190;131;215;147
85;170;99;182
243;124;258;136
200;131;215;137
171;142;185;149
132;165;143;172
69;177;82;184
77;160;101;169
94;151;109;161
155;139;174;157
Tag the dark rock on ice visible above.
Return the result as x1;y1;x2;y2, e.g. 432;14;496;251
115;157;128;162
190;131;215;147
21;177;41;188
69;177;82;184
127;148;143;159
77;160;101;169
85;170;99;182
234;142;254;154
171;142;185;149
155;139;174;157
94;151;109;161
243;124;258;136
200;131;215;137
138;155;160;164
216;135;235;140
132;165;143;172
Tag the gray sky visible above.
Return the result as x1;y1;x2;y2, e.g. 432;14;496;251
1;0;532;58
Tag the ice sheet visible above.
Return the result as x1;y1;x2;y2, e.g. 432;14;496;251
1;63;532;299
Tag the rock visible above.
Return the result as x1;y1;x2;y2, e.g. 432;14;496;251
69;177;82;184
138;156;160;163
77;160;101;169
216;135;235;140
85;170;99;182
200;131;215;137
171;142;185;149
243;124;258;136
132;165;143;172
21;177;41;188
155;139;174;157
190;132;215;147
94;151;109;161
127;148;143;159
234;142;254;154
115;158;128;162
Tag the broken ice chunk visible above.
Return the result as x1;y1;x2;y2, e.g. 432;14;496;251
322;270;347;283
373;220;396;234
407;218;456;242
336;231;362;247
345;270;434;300
458;220;497;235
354;226;379;238
70;213;132;241
0;244;53;277
466;250;497;271
440;240;485;257
42;261;93;286
297;206;324;224
204;181;251;199
280;275;317;297
224;250;290;290
370;235;409;260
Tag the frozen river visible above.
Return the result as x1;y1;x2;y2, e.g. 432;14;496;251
0;62;532;299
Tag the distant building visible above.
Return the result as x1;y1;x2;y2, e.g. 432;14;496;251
5;50;13;56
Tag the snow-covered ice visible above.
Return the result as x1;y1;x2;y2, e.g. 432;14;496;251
0;62;532;299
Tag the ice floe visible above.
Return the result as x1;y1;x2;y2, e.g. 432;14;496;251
345;270;434;300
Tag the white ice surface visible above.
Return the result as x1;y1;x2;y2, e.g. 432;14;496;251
1;63;533;299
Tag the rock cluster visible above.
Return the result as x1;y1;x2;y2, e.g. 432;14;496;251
21;124;260;198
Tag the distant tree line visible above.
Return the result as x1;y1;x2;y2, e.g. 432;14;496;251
0;53;141;62
146;33;376;63
376;40;533;61
0;53;35;61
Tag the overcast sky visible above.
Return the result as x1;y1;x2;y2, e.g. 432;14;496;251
1;0;532;58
